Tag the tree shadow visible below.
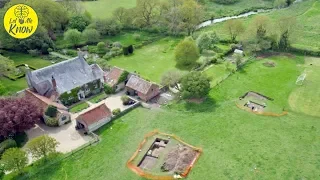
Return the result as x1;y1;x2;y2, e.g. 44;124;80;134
175;63;196;71
183;96;219;113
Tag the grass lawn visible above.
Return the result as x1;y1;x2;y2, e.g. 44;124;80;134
108;37;183;83
0;77;28;95
2;51;52;69
7;54;320;180
203;62;235;87
202;0;273;19
81;0;273;20
0;52;52;95
81;0;136;19
288;57;320;117
199;0;320;51
69;102;90;113
88;93;108;104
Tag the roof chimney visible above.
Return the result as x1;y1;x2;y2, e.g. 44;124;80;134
52;76;57;91
77;48;84;59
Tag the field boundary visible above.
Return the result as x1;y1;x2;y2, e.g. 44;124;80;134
235;102;288;117
127;130;202;180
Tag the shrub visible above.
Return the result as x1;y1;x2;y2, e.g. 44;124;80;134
45;105;58;118
133;33;141;40
112;108;121;116
121;95;130;105
83;29;100;44
44;117;59;127
27;49;40;57
213;0;239;4
0;139;17;155
113;42;122;48
97;42;106;54
103;84;114;94
47;48;53;52
66;50;77;57
64;29;82;47
88;46;98;54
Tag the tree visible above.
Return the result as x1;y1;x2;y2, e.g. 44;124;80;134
161;70;184;90
233;53;243;69
277;16;296;51
0;97;41;137
97;42;106;54
175;37;199;68
68;14;91;32
64;29;82;47
0;55;14;75
26;135;59;160
95;19;122;36
160;0;184;35
180;72;210;99
179;0;204;35
45;105;58;118
113;7;127;23
27;0;69;37
196;31;219;52
1;148;28;174
136;0;160;27
224;19;245;42
273;0;287;8
82;29;100;44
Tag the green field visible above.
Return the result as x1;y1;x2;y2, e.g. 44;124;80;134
7;55;320;180
289;57;320;117
203;0;273;19
81;0;274;20
199;0;320;51
0;52;52;95
81;0;136;19
109;37;182;83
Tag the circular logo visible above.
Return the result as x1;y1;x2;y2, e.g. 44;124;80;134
3;4;38;39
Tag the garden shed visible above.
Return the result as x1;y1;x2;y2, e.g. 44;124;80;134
76;104;112;133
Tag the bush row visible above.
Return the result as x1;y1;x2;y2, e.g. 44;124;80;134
288;47;320;57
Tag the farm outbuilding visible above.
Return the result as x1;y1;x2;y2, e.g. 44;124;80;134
126;75;160;102
76;104;112;133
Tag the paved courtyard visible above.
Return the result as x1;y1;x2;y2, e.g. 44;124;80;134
26;91;136;154
26;120;92;153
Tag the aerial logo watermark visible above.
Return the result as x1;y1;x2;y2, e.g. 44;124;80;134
3;4;38;39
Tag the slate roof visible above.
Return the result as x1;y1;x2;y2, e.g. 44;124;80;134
104;67;124;87
126;75;153;94
76;104;112;126
27;57;103;96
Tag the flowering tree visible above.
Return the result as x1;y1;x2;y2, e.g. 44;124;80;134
0;97;41;137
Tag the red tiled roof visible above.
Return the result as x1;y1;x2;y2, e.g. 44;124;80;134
25;89;68;111
76;104;112;126
104;67;124;87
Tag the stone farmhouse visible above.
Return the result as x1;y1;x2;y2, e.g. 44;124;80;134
26;56;104;106
126;75;160;102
